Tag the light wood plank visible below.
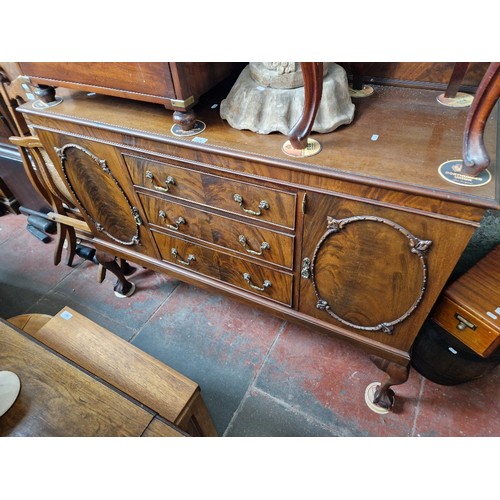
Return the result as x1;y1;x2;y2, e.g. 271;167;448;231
32;307;199;425
0;319;153;437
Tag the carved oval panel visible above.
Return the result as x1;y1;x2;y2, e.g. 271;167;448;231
55;144;140;245
310;216;432;334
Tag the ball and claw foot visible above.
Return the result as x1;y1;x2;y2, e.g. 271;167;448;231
364;356;410;414
113;281;136;298
95;250;136;299
365;382;394;415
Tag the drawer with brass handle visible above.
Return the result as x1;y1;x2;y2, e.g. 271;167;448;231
124;153;296;228
139;194;294;268
432;296;500;357
431;245;500;358
152;230;293;306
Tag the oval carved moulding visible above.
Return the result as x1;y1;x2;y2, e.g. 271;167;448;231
55;143;141;246
310;215;432;334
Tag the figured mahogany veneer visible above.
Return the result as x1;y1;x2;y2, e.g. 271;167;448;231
18;79;498;407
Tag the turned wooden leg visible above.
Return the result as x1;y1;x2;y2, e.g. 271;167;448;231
351;62;366;91
33;84;57;104
95;250;135;298
369;356;410;410
172;109;197;131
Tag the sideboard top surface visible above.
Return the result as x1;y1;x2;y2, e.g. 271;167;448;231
20;82;499;210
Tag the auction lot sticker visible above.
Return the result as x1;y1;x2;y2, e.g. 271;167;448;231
438;160;492;187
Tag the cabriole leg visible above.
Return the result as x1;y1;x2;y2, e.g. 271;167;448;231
94;250;136;298
365;356;410;414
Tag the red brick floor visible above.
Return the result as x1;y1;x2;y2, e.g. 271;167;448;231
1;212;499;437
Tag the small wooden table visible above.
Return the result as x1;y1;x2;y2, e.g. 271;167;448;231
0;310;217;437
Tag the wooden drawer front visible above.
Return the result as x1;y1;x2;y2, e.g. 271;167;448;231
152;231;293;306
19;63;176;101
123;154;296;229
140;194;294;269
432;296;500;357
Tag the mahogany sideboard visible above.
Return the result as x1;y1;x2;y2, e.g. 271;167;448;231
17;75;499;411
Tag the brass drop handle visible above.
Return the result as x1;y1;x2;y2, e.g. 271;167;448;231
158;210;185;230
171;248;195;266
233;194;269;216
455;313;477;331
146;170;175;193
243;272;271;291
238;235;270;256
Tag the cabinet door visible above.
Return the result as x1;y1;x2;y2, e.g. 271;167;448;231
299;192;476;353
36;130;158;257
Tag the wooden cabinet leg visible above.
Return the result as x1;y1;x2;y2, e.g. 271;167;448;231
172;109;197;131
95;250;135;298
33;84;57;104
288;62;324;150
368;356;410;411
462;62;500;176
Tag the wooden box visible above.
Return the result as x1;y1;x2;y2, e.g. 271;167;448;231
18;62;243;112
432;245;500;357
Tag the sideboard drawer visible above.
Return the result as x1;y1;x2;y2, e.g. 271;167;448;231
152;230;293;306
123;154;296;229
140;193;294;269
432;296;500;357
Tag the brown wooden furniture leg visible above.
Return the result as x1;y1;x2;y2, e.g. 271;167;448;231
287;62;324;150
462;62;500;176
436;63;473;107
64;223;77;266
50;198;77;266
95;250;135;297
370;356;410;410
172;109;197;131
351;62;366;91
33;84;57;105
444;62;469;98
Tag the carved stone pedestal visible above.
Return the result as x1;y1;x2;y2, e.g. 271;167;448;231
220;62;355;135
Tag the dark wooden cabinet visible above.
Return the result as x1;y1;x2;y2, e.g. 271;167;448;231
17;66;499;410
18;62;244;111
17;62;244;131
